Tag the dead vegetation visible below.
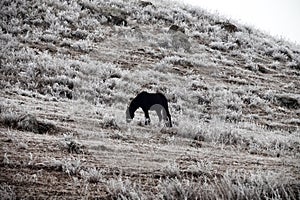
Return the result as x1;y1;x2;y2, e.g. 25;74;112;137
0;0;299;199
0;113;57;134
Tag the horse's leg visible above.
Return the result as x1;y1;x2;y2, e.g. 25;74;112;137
143;108;151;125
161;103;172;127
161;108;167;125
167;111;172;127
156;108;163;123
164;106;172;127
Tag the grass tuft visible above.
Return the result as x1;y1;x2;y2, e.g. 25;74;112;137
80;167;104;184
0;113;57;134
67;141;85;154
0;183;16;200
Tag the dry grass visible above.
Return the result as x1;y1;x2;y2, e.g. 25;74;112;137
0;0;299;199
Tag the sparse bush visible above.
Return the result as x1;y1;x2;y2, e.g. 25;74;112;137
3;153;10;165
210;41;237;51
176;118;199;139
163;162;180;178
61;158;82;176
171;32;191;51
101;116;120;130
0;183;16;200
1;0;300;198
287;61;300;70
159;178;201;200
272;51;289;62
177;118;250;148
213;129;243;146
67;141;84;154
158;170;299;200
42;157;82;176
80;167;104;184
276;94;300;109
106;177;146;200
188;160;214;175
0;113;56;134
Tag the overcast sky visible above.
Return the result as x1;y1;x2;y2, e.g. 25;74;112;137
179;0;300;45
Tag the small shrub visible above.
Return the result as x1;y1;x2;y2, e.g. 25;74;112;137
157;170;299;200
176;119;199;139
80;167;103;184
276;95;300;109
106;177;145;200
215;130;242;146
159;178;200;200
0;113;56;134
44;157;82;176
0;183;16;200
67;141;84;154
171;32;191;51
3;153;10;165
101;116;120;130
163;162;180;178
61;158;82;176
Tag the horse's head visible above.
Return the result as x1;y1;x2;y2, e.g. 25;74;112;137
126;107;134;123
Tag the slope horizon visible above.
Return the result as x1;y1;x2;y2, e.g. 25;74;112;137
0;0;299;198
179;0;300;46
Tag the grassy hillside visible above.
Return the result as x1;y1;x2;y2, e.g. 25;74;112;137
0;0;299;199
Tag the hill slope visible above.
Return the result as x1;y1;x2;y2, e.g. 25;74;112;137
1;0;299;199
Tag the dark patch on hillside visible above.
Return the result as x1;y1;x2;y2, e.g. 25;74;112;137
276;95;300;109
0;113;58;134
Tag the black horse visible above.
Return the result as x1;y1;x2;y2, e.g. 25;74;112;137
126;91;172;127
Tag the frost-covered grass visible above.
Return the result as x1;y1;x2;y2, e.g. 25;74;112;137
158;170;298;200
0;0;299;198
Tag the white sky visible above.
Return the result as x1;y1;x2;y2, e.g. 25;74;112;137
179;0;300;45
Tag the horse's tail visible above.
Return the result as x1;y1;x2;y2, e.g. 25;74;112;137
158;93;172;127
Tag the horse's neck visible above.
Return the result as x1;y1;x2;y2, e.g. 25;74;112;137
130;99;140;113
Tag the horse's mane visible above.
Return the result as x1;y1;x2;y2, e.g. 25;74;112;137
128;95;140;114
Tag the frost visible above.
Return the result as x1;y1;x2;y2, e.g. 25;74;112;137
0;0;299;198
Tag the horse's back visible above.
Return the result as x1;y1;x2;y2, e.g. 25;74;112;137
155;92;168;101
136;91;168;107
155;92;168;104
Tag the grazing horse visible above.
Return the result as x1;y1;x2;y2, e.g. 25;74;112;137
126;91;172;127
